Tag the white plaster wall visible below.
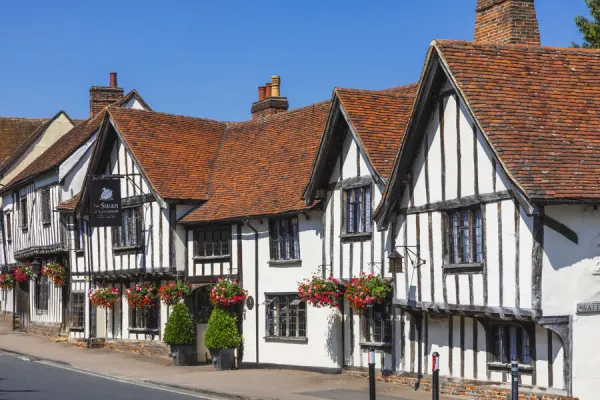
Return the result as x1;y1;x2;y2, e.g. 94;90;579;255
240;212;342;369
573;314;598;399
543;205;600;316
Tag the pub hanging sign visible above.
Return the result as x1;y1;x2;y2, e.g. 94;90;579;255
90;178;122;227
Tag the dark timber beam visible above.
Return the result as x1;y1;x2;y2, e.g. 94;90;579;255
399;191;511;215
543;215;578;245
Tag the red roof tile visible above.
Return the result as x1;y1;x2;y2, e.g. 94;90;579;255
1;91;150;192
336;84;417;178
435;40;600;200
56;192;80;212
180;101;330;223
108;108;226;201
0;117;49;168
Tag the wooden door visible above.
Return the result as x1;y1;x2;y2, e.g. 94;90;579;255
15;282;29;332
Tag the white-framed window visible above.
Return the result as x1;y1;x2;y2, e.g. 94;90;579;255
265;294;306;338
269;217;300;261
41;188;51;226
344;185;371;234
193;226;230;258
5;212;11;242
445;207;483;265
363;303;392;344
113;207;141;249
73;218;82;251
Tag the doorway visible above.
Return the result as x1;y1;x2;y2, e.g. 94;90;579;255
193;285;213;364
15;282;29;332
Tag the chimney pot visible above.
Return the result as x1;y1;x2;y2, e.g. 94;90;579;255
265;83;272;98
270;75;281;97
109;72;118;88
258;86;266;101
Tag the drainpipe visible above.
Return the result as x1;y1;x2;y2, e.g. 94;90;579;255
86;219;94;348
245;219;260;364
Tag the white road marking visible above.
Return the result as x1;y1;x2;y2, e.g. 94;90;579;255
17;356;30;362
34;360;225;400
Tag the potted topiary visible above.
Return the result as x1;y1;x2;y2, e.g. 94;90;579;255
163;302;195;366
204;307;242;371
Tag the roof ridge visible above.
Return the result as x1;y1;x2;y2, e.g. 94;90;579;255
108;106;229;125
0;116;49;121
434;39;600;54
226;100;331;128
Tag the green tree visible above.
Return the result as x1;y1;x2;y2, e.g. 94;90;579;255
573;0;600;48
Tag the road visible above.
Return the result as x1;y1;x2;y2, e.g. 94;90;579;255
0;353;221;400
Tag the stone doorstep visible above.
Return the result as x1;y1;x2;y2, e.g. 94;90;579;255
342;371;578;400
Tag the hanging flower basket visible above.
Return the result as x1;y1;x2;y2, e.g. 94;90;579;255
298;275;344;308
89;287;121;309
42;263;67;286
13;265;33;283
126;282;159;309
345;273;392;313
158;280;192;306
210;278;247;308
0;273;14;290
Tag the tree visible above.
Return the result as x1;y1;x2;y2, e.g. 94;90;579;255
573;0;600;48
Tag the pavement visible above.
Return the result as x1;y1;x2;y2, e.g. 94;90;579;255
0;319;451;400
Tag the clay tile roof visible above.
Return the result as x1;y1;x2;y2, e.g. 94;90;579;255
335;83;418;178
434;40;600;200
56;192;80;212
0;117;49;167
108;108;226;201
1;91;150;192
2;112;104;192
181;101;331;223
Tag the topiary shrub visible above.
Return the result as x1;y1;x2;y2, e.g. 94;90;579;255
204;307;242;350
163;303;195;345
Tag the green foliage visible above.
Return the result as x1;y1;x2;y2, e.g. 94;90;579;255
204;307;242;350
163;303;195;345
573;0;600;48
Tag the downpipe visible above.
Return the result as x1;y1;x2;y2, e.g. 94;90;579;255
245;219;259;364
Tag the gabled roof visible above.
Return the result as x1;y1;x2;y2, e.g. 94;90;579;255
1;90;149;193
336;84;417;178
303;84;417;204
0;117;49;168
433;40;600;201
0;111;75;174
376;39;600;227
180;101;330;224
107;108;226;201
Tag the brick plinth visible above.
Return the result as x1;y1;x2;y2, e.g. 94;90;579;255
104;339;171;358
29;322;62;337
342;370;578;400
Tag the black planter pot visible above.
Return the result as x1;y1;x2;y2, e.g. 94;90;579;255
18;280;29;291
170;344;194;366
209;348;235;371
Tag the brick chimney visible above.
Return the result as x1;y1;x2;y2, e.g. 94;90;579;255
251;76;289;120
89;72;124;117
474;0;540;45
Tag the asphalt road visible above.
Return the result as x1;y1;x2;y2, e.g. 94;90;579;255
0;353;220;400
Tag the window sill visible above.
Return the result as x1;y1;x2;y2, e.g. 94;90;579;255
359;341;392;349
70;326;84;332
42;222;51;228
21;228;28;233
487;362;534;373
113;245;143;253
128;328;159;334
340;232;372;242
264;336;308;344
268;259;302;267
442;263;483;274
193;255;230;262
74;249;85;255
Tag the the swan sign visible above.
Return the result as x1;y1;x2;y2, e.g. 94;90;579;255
90;178;122;227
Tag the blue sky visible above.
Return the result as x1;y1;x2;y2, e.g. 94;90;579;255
0;0;590;121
